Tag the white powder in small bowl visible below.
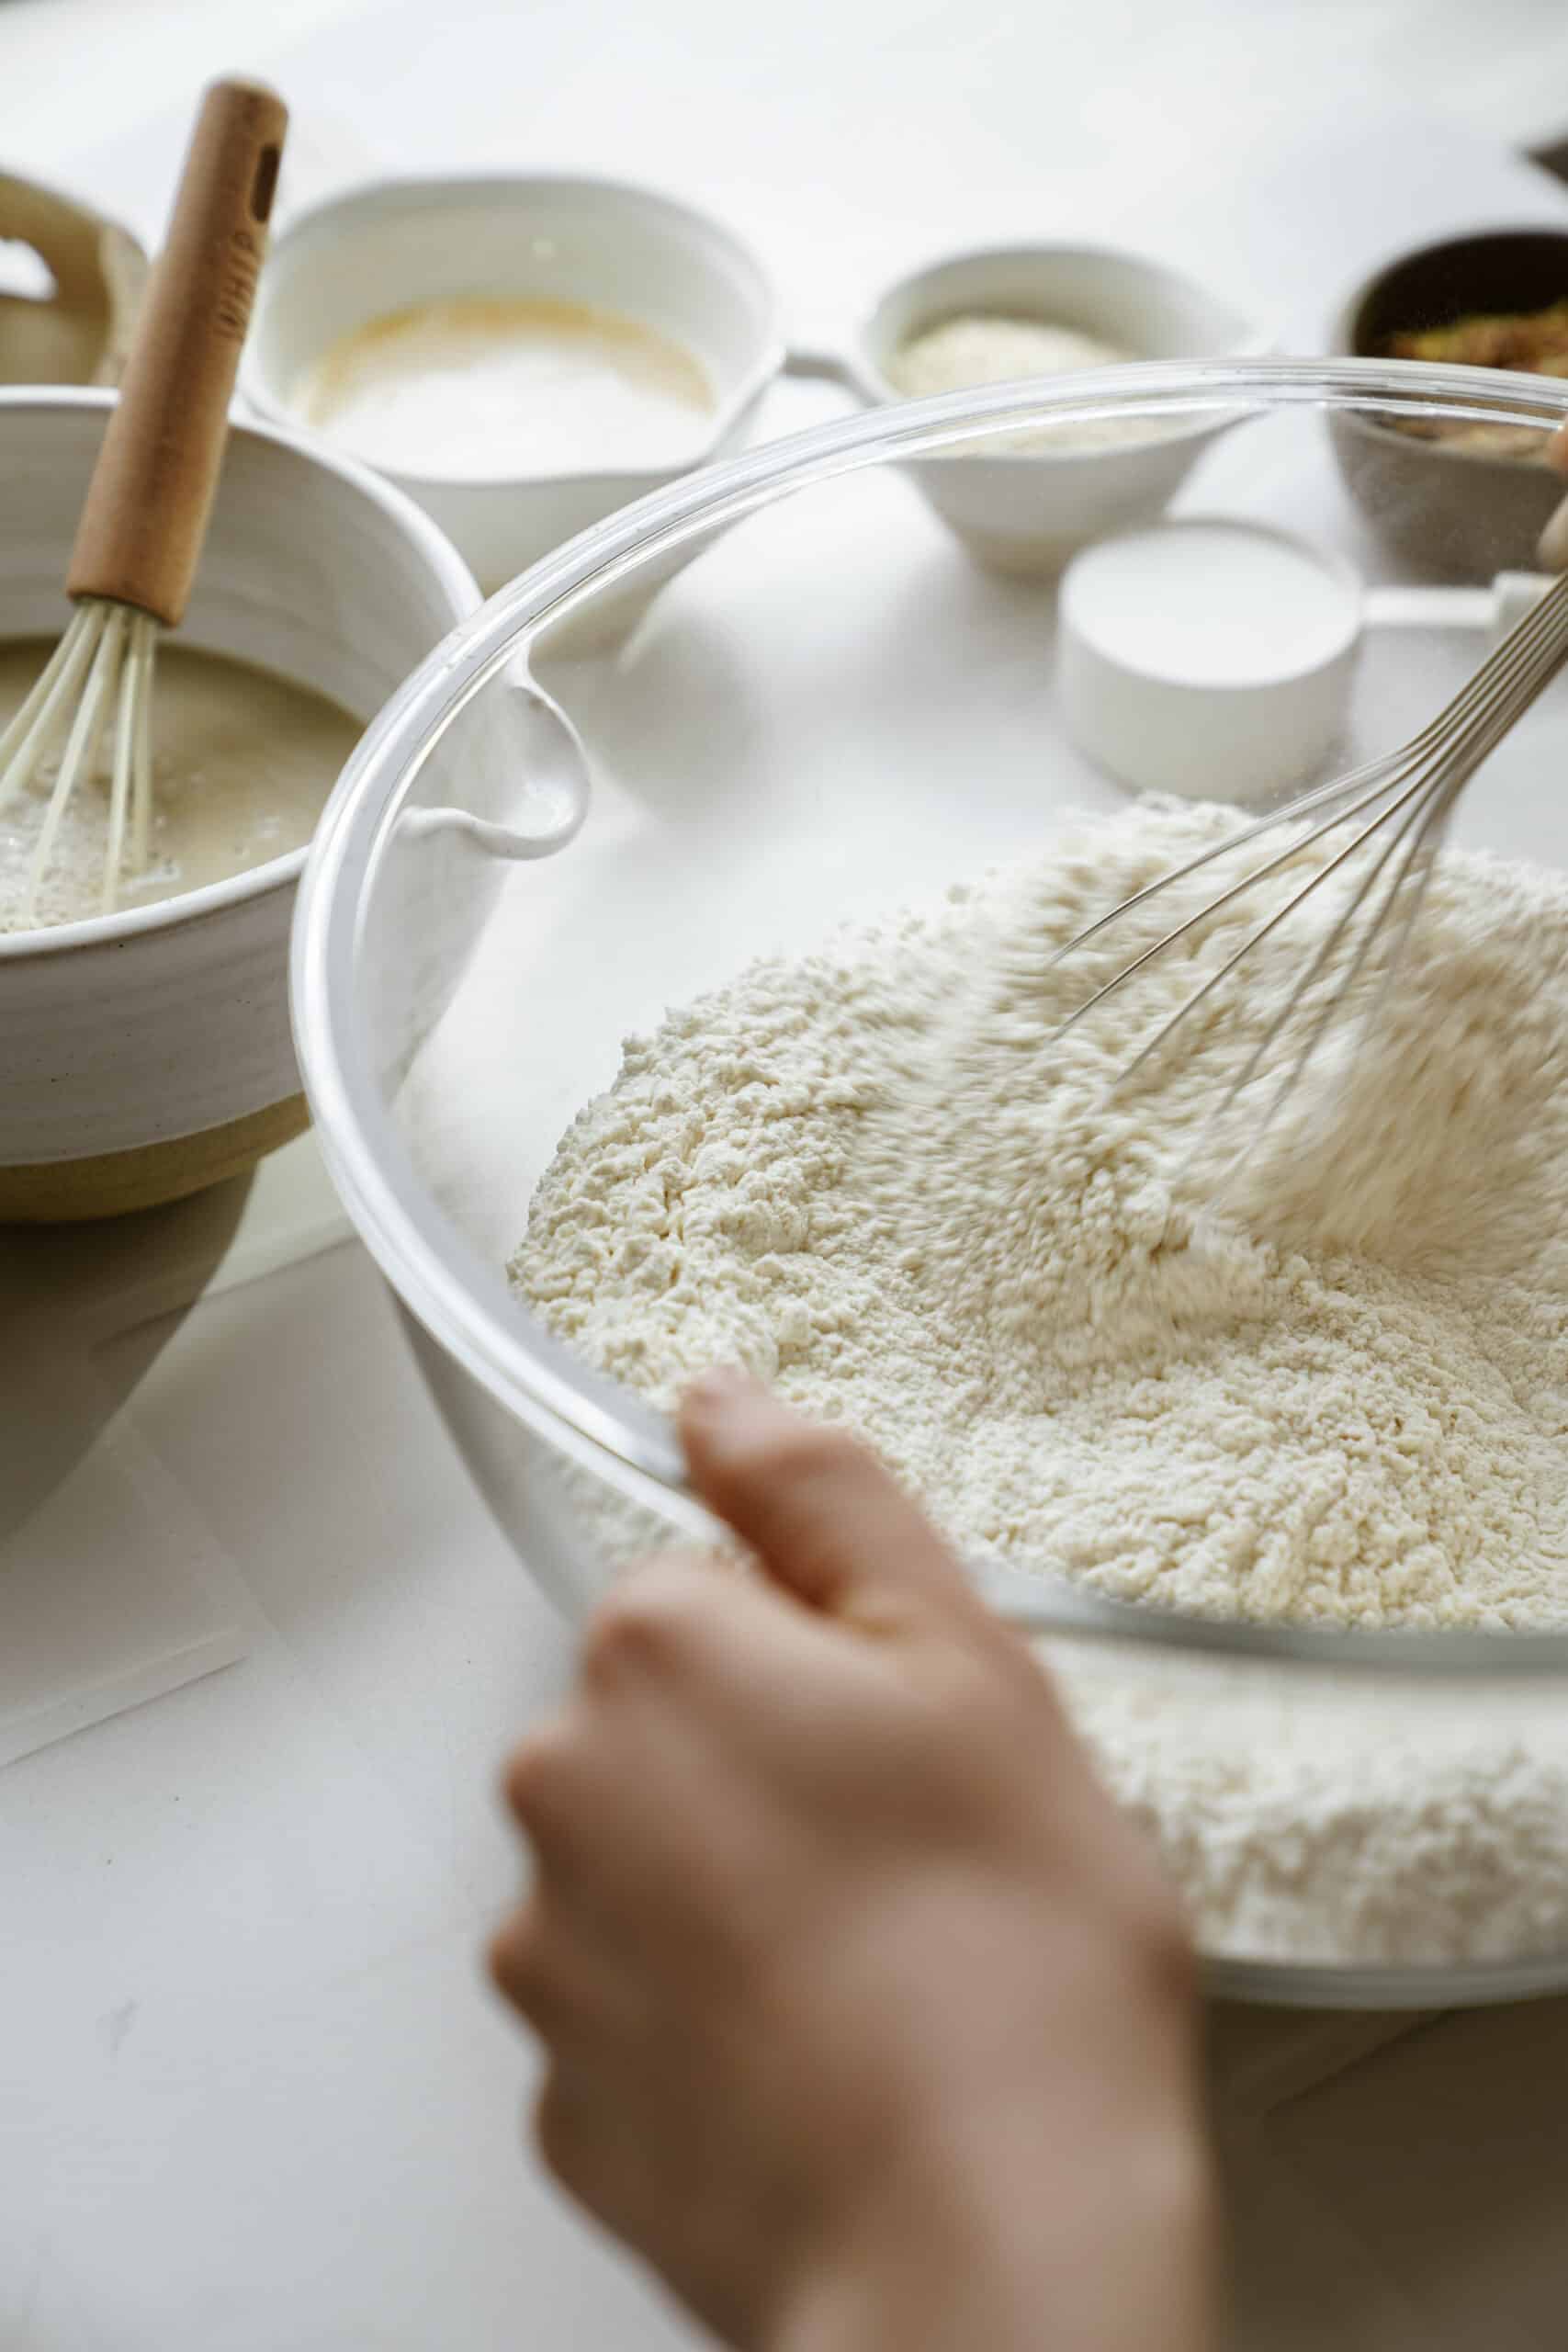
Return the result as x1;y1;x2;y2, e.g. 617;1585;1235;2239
884;313;1177;451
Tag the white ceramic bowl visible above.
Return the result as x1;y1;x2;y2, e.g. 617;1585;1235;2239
840;243;1268;572
241;174;784;623
0;390;479;1220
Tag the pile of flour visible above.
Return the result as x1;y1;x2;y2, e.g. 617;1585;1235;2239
510;799;1568;1965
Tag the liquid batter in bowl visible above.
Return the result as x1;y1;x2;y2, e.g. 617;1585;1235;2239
0;639;360;933
292;294;716;479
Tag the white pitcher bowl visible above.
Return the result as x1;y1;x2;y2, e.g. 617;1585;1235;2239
241;175;783;642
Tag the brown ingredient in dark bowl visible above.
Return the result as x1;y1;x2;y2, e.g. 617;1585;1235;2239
1382;299;1568;457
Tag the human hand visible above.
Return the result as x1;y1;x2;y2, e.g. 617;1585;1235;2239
491;1372;1216;2352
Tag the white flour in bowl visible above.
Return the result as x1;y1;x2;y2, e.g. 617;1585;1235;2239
883;314;1183;451
510;799;1568;1966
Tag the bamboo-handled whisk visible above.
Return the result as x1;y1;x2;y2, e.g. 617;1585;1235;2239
0;78;288;927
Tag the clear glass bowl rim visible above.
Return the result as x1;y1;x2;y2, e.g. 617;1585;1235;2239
292;354;1568;1677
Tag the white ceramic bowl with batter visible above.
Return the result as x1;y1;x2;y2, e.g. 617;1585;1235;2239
0;390;479;1219
241;175;784;631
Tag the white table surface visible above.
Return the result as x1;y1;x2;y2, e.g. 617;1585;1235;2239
7;5;1568;2346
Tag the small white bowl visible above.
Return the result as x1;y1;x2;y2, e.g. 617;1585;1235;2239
1057;518;1364;802
840;243;1268;574
0;390;479;1221
242;174;784;628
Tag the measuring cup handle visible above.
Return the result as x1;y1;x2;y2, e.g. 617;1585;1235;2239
1537;418;1568;573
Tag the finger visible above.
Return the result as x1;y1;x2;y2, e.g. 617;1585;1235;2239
488;1895;645;2050
501;1714;593;1880
581;1548;862;1708
502;1621;801;1960
582;1546;941;1783
679;1370;988;1634
533;2061;659;2248
502;1706;705;1924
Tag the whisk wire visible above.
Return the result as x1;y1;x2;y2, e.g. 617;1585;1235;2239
1048;752;1403;981
0;603;104;815
1053;569;1568;1146
22;606;124;928
1246;782;1450;1155
1108;761;1432;1098
1055;767;1394;1052
103;621;145;915
128;614;158;875
1060;573;1568;1004
1049;594;1568;996
1210;765;1434;1132
5;605;164;927
1331;584;1568;1076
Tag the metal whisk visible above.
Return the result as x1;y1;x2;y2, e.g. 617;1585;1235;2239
0;79;287;928
1053;560;1568;1137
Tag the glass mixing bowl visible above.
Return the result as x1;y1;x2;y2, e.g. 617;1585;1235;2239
293;357;1568;2008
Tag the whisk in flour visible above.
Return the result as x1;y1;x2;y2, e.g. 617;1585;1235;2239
511;799;1568;1967
514;798;1568;1634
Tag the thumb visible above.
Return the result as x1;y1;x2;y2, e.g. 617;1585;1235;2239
679;1369;986;1634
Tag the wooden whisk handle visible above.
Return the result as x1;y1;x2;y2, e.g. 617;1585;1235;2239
66;77;288;628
